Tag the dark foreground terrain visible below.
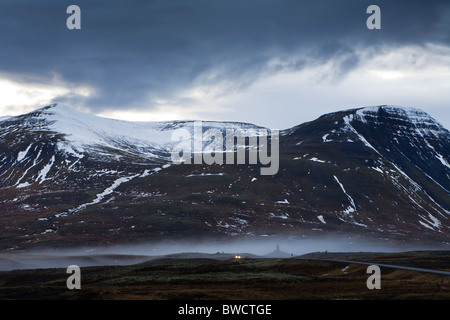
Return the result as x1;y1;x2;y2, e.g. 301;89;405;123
0;251;449;300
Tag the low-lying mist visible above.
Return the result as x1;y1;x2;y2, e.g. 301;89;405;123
74;236;435;256
1;235;448;271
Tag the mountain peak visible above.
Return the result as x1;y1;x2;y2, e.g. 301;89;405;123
38;103;95;120
34;102;73;113
353;105;442;128
358;104;425;114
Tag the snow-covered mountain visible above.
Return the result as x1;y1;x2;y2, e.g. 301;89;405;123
0;104;264;187
0;104;449;250
2;104;264;167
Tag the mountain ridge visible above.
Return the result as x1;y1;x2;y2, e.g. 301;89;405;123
0;103;449;250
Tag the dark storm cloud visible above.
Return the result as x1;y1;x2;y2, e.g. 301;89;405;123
0;0;449;112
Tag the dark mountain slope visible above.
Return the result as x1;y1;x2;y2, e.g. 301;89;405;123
0;104;449;250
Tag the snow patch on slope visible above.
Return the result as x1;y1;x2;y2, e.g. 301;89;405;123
333;175;356;210
317;215;326;224
36;155;55;184
40;165;168;221
322;134;332;142
50;174;140;219
17;144;32;162
45;104;173;150
343;114;381;155
436;154;450;170
310;157;327;163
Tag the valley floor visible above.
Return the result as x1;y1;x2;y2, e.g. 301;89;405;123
0;251;449;300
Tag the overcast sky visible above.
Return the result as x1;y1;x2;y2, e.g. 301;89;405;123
0;0;449;129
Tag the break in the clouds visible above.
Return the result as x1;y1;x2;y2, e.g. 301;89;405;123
0;0;449;128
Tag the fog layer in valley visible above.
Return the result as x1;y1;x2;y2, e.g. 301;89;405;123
0;236;448;271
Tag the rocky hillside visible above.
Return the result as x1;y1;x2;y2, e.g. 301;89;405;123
0;104;449;250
